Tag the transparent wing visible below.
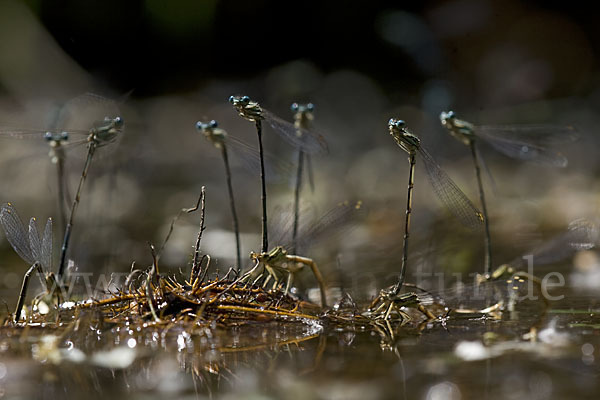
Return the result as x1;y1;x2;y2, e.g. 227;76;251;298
476;124;578;144
506;219;598;270
0;204;34;264
268;204;303;248
0;126;90;140
418;147;484;231
41;218;53;272
57;93;122;132
225;135;294;183
475;125;576;167
262;109;328;155
294;201;363;253
28;217;43;269
474;142;497;195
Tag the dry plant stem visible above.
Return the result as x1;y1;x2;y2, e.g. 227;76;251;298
157;190;204;260
292;149;304;254
58;143;97;279
215;304;319;320
393;153;416;295
192;186;206;275
286;254;327;307
220;146;242;272
470;140;492;276
14;262;42;323
255;120;269;253
146;245;160;322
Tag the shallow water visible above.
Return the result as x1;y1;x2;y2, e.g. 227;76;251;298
1;283;600;400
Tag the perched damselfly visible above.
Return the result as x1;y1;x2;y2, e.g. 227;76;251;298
440;110;578;276
290;102;317;255
229;95;329;254
387;118;483;296
56;96;124;278
0;203;56;322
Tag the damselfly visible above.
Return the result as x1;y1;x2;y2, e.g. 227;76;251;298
0;203;57;322
387;118;483;296
55;96;124;278
440;110;578;276
228;95;328;254
290;103;317;255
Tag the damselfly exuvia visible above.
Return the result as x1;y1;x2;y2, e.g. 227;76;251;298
242;200;363;308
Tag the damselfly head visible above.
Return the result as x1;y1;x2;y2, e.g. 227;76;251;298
196;120;226;145
291;103;315;114
388;118;420;153
292;103;315;125
113;116;124;128
229;95;251;105
44;131;69;144
195;120;217;132
440;111;457;127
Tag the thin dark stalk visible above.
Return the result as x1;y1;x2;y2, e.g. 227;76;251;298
56;157;68;234
470;141;492;276
221;146;242;272
255;120;269;253
58;143;97;279
393;153;416;295
157;191;204;260
192;186;207;274
292;149;304;254
14;262;42;323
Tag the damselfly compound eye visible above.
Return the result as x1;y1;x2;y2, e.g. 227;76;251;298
241;95;250;102
307;103;315;111
60;131;69;141
209;120;218;128
291;103;299;112
228;95;235;103
195;121;204;130
44;132;52;141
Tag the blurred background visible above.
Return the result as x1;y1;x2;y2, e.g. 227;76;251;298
0;0;599;304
